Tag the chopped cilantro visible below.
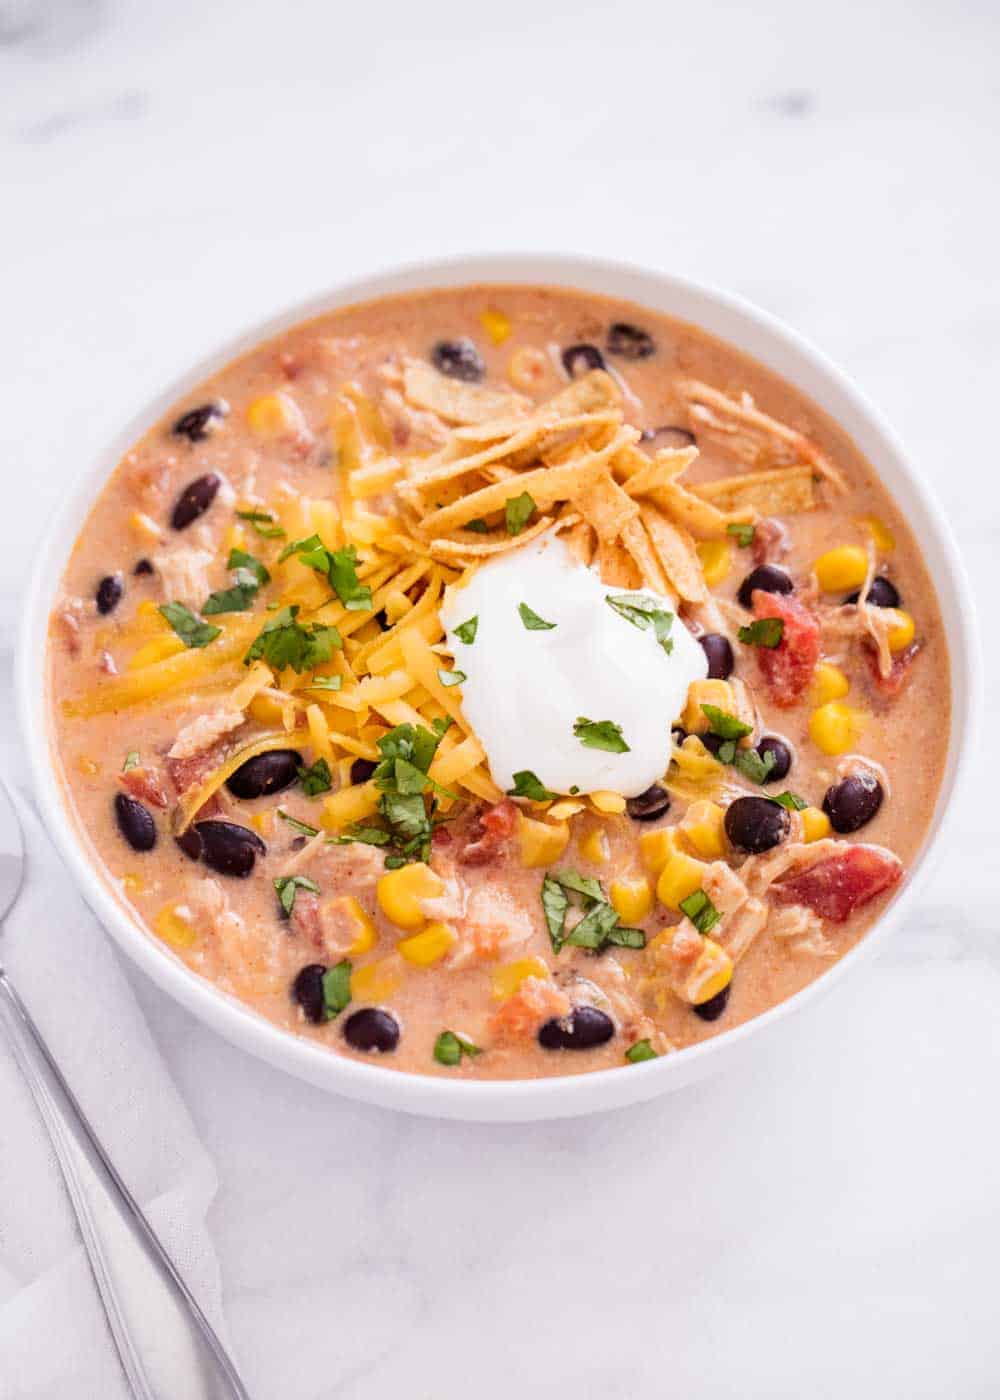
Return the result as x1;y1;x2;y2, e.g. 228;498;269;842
338;722;452;865
306;674;343;692
243;605;342;673
277;808;320;838
507;770;559;802
279;536;372;612
541;875;570;952
518;602;556;631
700;704;753;742
463;518;490;534
574;716;630;754
727;522;756;548
625;1039;658;1063
605;593;675;655
564;901;620;949
321;960;352;1020
678;888;721;935
122;750;140;773
738;617;785;648
433;1030;482;1066
273;873;320;917
542;869;646;955
337;824;392;848
298;757;333;797
453;615;479;645
553;870;604;904
202;547;272;615
606;925;646;949
158;601;221;649
772;790;808;810
236;508;285;539
731;746;777;784
437;668;466;687
504;491;536;536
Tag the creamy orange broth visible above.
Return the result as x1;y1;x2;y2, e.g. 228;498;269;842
47;286;949;1079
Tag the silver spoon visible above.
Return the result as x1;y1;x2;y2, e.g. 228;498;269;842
0;781;251;1399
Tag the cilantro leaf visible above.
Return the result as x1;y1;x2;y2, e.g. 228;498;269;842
463;518;490;534
605;593;674;655
298;757;333;796
731;747;777;784
541;874;570;952
306;674;343;692
433;1030;482;1066
122;750;140;773
518;602;556;631
554;870;604;905
504;491;536;536
202;550;269;615
277;808;320;838
507;770;559;802
236;509;285;539
243;605;342;673
279;536;372;612
678;888;721;935
380;790;429;840
625;1039;658;1063
158;601;221;649
700;704;753;741
573;717;630;754
606;925;646;949
772;790;808;810
453;616;478;645
726;522;756;548
564;901;620;949
338;825;392;847
437;668;466;687
321;960;352;1020
273;873;320;917
738;617;785;648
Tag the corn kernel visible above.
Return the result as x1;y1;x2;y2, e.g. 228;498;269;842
884;608;915;653
808;701;863;756
155;902;197;949
121;873;144;894
856;515;896;554
656;852;709;912
590;790;626;814
580;827;609;864
480;307;512;344
686;937;733;1005
129;510;163;543
350;959;402;1001
250;810;273;836
376;862;445;930
76;754;100;777
696;539;732;588
801;806;832;842
681;679;735;734
810;662;850;707
813;545;869;593
639;827;680;875
610;877;653;924
518;814;570;869
247;391;305;438
397;921;455;967
224;523;247;552
678;800;727;859
508;347;549;393
492;956;550;1000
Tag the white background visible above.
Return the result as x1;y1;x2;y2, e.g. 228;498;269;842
2;0;999;1395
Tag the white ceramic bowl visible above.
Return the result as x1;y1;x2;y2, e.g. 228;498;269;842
18;254;980;1121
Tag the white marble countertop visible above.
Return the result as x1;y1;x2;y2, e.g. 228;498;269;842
2;0;999;1395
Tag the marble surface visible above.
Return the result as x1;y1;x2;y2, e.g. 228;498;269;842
2;0;999;1395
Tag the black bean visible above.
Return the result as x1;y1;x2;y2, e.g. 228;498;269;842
133;558;154;576
226;749;302;800
606;322;656;360
626;785;671;822
693;984;731;1022
193;820;266;878
737;563;793;609
172;401;227;443
538;1006;615;1050
171;473;221;530
757;735;792;783
699;633;734;680
350;758;378;785
344;1007;400;1053
175;826;203;861
822;773;884;833
561;343;606;377
640;425;696;447
114;793;157;852
95;573;124;615
724;795;791;853
844;575;900;609
292;964;327;1024
430;338;485;383
700;732;727;757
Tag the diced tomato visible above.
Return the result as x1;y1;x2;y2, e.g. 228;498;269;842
751;590;821;706
119;766;169;809
865;640;920;700
489;978;571;1043
458;798;518;867
773;844;902;922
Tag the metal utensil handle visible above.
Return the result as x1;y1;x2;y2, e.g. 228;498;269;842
0;969;250;1399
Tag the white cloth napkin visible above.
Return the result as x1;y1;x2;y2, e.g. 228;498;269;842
0;784;230;1400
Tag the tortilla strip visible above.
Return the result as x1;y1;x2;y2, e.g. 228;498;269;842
426;514;555;559
415;427;638;538
640;504;708;603
679;378;847;491
622;454;753;540
620;516;672;595
574;470;640;543
694;464;816;515
615;441;698;486
595;537;642;589
402;358;531;424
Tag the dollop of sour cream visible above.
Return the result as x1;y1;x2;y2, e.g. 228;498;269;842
439;534;708;798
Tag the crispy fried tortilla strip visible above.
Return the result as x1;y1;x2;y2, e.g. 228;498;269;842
426;515;555;559
693;465;816;515
416;427;638;538
560;519;595;567
620;517;672;595
619;445;754;539
574;470;639;543
640;504;708;603
678;378;847;491
402;358;531;424
616;441;698;485
595;537;642;589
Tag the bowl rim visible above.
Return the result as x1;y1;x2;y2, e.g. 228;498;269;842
17;251;982;1121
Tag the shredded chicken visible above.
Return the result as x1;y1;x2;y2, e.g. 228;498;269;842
740;839;842;898
152;546;215;609
768;903;834;957
836;752;892;800
168;708;244;761
377;385;450;452
56;597;85;654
